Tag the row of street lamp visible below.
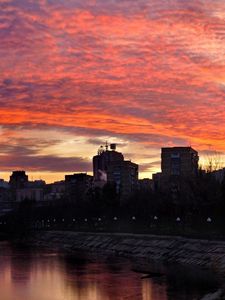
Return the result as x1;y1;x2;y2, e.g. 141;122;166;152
0;216;213;226
33;216;213;224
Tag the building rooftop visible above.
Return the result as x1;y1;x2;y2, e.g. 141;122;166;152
162;146;198;153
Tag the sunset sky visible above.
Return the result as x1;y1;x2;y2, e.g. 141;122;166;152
0;0;225;182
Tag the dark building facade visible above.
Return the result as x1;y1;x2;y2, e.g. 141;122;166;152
161;147;199;178
65;173;93;203
159;147;199;192
9;171;28;189
107;160;138;201
16;187;44;202
93;143;138;201
44;181;65;201
0;180;11;215
138;178;153;192
9;171;29;202
211;168;225;183
93;143;124;183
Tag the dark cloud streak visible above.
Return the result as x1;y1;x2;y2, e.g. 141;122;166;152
0;154;91;172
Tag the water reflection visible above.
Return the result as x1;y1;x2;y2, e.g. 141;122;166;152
0;242;220;300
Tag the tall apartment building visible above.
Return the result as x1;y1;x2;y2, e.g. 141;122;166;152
93;143;138;200
93;143;124;183
161;147;199;177
107;160;138;201
159;147;199;191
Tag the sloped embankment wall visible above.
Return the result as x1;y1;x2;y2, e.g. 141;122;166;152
22;231;225;273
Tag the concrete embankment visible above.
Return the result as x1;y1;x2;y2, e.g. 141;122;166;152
20;231;225;273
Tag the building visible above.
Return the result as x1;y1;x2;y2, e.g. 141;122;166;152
0;179;12;215
9;170;29;203
65;173;93;203
107;160;138;201
161;147;199;178
159;146;199;191
93;143;124;184
93;143;139;201
152;172;162;191
211;168;225;183
0;179;9;189
138;178;153;192
44;181;66;201
16;187;44;202
9;171;28;189
15;180;46;203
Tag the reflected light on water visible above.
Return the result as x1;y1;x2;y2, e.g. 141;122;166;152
0;242;219;300
0;243;166;300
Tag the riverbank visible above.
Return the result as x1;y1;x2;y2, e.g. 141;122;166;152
17;230;225;275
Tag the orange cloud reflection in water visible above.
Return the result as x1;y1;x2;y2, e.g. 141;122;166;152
0;244;167;300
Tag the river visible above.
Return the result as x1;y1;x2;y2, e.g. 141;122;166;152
0;241;222;300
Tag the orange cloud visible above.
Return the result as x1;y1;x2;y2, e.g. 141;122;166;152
0;0;225;179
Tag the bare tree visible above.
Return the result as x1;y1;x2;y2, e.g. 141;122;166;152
204;151;224;173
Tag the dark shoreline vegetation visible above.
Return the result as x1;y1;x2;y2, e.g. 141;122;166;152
1;170;225;240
